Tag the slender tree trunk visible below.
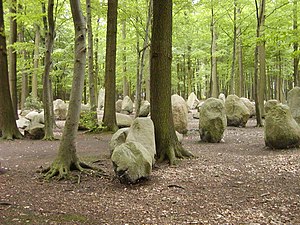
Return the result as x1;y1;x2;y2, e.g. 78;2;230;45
122;20;129;98
229;0;237;95
8;0;18;118
293;0;299;86
187;45;192;95
135;0;152;117
86;0;97;113
19;25;28;111
237;7;244;97
102;0;118;131
42;0;55;140
210;4;218;98
150;0;192;165
32;25;40;99
45;0;87;179
0;1;22;139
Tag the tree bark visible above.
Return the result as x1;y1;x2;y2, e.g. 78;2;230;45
293;0;299;86
122;20;129;98
229;0;237;95
210;4;218;98
42;0;55;140
8;0;18;118
45;0;87;179
150;0;192;165
0;1;22;139
32;25;40;99
102;0;118;131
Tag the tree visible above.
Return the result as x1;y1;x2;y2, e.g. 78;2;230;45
210;1;218;98
150;0;193;165
0;0;22;140
102;0;118;132
8;0;18;118
43;0;55;140
44;0;89;179
32;24;40;99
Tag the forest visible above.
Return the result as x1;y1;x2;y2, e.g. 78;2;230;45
1;0;300;224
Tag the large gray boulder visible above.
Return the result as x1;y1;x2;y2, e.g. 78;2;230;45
121;96;133;114
111;141;153;184
225;95;250;127
126;118;156;159
98;88;105;110
53;99;68;120
287;87;300;124
138;100;150;117
265;103;300;149
186;92;200;110
199;98;227;143
116;113;133;128
109;128;130;155
171;94;188;134
240;97;256;117
16;117;30;129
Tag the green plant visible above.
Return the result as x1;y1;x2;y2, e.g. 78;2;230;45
24;95;43;112
79;111;106;133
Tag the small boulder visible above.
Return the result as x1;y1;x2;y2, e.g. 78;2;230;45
265;103;300;149
225;95;250;127
138;100;150;117
264;99;279;114
111;141;153;184
186;92;200;110
16;117;30;129
115;99;123;113
109;128;130;155
218;93;226;103
53;99;68;120
287;87;300;124
121;96;133;114
24;123;45;140
171;94;188;134
98;88;105;110
199;98;227;143
116;113;133;128
240;97;256;117
25;111;39;121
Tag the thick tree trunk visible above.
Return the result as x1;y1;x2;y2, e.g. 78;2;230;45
8;0;18;118
293;0;299;86
42;0;55;140
150;0;192;165
44;0;87;179
102;0;118;131
0;1;22;140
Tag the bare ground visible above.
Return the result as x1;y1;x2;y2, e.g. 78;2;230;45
1;117;300;225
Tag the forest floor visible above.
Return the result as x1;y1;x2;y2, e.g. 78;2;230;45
1;113;300;225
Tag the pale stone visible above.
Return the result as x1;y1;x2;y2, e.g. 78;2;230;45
287;87;300;124
186;92;200;110
225;95;250;127
138;100;150;117
172;94;188;134
98;88;105;110
121;96;134;114
109;128;130;155
53;99;68;120
240;97;256;117
116;113;133;128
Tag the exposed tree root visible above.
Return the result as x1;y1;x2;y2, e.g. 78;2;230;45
0;132;23;140
43;160;106;181
158;143;194;166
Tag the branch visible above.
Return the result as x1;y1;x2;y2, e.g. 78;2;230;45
266;1;289;18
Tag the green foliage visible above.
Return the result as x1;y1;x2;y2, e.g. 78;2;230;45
24;95;43;112
79;111;106;133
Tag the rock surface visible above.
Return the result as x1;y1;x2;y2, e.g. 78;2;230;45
171;94;188;134
225;95;250;127
287;86;300;124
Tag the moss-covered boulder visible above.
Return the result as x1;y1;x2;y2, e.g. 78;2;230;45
138;100;150;117
199;98;227;143
171;94;188;134
109;127;130;155
121;96;133;114
225;95;250;127
264;103;300;149
111;141;153;184
287;86;300;124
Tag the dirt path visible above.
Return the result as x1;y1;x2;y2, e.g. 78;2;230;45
1;118;300;224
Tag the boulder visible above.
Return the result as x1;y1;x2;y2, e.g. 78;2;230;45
53;99;68;120
138;100;150;117
16;117;30;129
126;118;156;159
121;96;133;114
218;93;226;103
171;94;188;134
81;103;90;112
24;123;45;140
109;128;130;155
264;99;279;114
115;99;123;113
199;98;227;143
287;87;300;124
116;113;133;128
265;103;300;149
240;97;256;117
98;88;105;110
111;141;153;184
225;95;250;127
186;92;200;110
25;111;39;121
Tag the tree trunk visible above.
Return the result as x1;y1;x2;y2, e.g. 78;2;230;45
229;0;237;95
86;0;97;113
0;1;22;140
8;0;18;118
32;25;40;99
150;0;192;165
237;6;244;97
293;0;299;86
187;45;192;95
45;0;87;179
135;0;152;117
42;0;55;140
102;0;118;132
122;20;129;98
210;5;218;98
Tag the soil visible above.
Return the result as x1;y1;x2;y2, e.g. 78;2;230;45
1;115;300;225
